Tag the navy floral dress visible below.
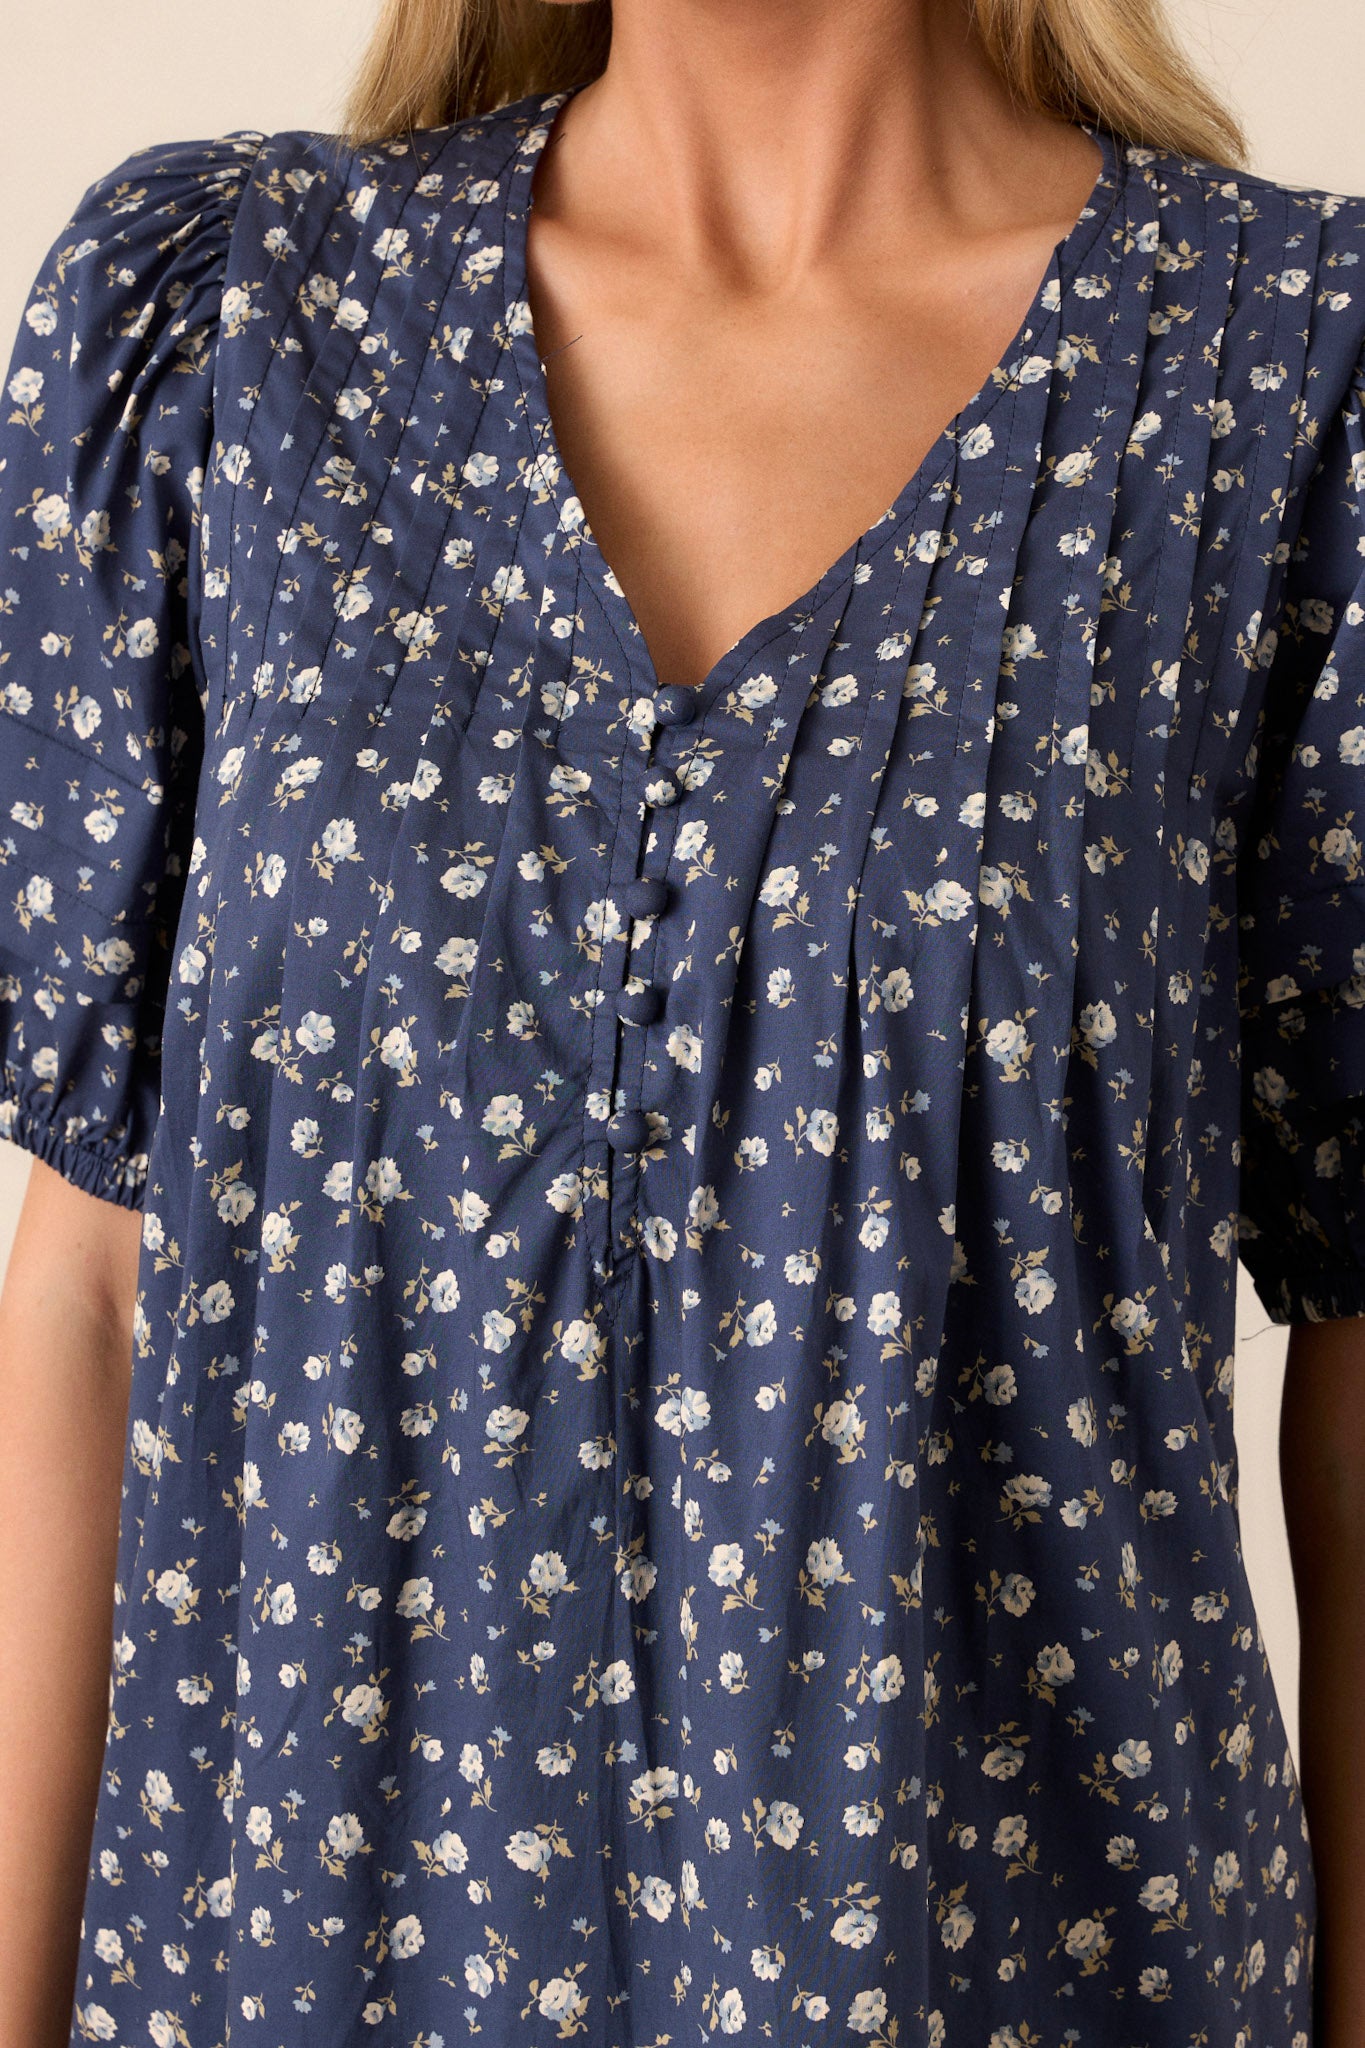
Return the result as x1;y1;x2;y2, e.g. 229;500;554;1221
3;82;1364;2048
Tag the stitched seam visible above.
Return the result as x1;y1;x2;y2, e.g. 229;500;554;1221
0;702;169;798
241;127;525;737
213;137;350;722
949;364;1022;760
1130;175;1223;759
1050;197;1135;791
1187;182;1303;790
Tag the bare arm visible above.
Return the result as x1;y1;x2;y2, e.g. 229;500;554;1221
1278;1316;1365;2048
0;1158;143;2048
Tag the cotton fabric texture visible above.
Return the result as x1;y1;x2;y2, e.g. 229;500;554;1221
3;83;1364;2046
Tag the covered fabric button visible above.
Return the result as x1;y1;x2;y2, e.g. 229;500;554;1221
616;984;664;1026
619;875;669;919
653;683;699;726
644;771;682;808
606;1108;651;1152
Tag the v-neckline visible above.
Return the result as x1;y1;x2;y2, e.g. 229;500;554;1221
499;84;1123;719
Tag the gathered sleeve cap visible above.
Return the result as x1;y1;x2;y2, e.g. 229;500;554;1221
1237;333;1365;1320
0;132;261;1206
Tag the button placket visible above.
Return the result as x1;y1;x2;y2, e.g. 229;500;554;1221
597;678;699;1257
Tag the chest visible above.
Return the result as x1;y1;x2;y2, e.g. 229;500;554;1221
521;211;1094;694
197;121;1301;841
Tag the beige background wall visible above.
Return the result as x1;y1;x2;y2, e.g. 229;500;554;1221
1;1;1363;1770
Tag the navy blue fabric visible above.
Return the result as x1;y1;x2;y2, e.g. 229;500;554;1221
3;87;1365;2045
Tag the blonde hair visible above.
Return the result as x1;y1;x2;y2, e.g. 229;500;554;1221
343;0;1247;166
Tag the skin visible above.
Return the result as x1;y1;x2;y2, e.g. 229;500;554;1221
0;6;1358;2044
1280;1323;1365;2045
0;1163;141;2048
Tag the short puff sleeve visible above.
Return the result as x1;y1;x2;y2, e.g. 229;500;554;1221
0;133;260;1206
1237;337;1365;1321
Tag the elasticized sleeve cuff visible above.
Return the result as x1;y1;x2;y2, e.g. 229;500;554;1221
0;1084;147;1208
1238;1246;1365;1325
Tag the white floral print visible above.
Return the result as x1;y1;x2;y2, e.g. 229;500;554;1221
0;84;1362;2048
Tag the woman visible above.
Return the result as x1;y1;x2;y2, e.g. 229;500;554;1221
1;1;1362;2042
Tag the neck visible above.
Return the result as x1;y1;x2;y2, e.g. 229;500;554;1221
541;0;1085;283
